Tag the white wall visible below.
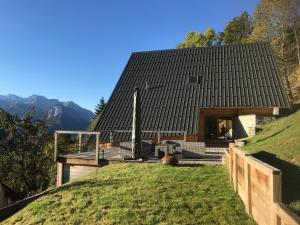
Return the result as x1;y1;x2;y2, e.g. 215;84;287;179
233;114;256;140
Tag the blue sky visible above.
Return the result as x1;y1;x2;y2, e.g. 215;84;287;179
0;0;259;111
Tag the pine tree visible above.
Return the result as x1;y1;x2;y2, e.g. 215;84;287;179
89;97;106;131
94;97;106;119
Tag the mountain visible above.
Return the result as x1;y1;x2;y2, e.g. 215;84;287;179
0;94;94;131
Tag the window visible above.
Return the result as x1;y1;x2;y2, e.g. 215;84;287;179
188;76;200;84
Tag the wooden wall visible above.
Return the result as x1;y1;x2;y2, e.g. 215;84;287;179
57;162;99;186
224;144;300;225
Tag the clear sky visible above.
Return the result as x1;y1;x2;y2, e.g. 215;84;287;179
0;0;259;111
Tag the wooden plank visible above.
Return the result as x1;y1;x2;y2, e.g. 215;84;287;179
274;203;300;225
247;156;281;175
58;158;100;166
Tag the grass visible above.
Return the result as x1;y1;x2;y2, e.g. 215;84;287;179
244;110;300;216
2;163;255;225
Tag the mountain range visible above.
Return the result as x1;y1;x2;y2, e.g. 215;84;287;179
0;94;94;131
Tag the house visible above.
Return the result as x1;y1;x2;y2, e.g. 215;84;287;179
0;183;18;208
94;43;290;145
55;43;290;185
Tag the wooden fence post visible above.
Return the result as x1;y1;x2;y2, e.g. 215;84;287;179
271;170;282;225
271;171;282;203
233;148;238;192
245;161;252;215
56;162;63;187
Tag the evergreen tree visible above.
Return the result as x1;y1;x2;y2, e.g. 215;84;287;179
94;97;106;119
89;97;106;130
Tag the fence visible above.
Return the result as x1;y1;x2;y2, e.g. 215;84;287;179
224;144;300;225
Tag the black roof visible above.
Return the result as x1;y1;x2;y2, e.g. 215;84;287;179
95;43;290;140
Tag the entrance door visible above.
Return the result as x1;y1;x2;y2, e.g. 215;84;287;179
205;116;233;141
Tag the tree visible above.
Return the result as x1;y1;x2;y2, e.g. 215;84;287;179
88;97;106;131
248;0;300;102
177;28;220;48
219;11;253;44
94;97;106;119
0;109;53;197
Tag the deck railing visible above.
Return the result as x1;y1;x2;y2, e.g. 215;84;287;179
54;130;188;164
54;130;101;164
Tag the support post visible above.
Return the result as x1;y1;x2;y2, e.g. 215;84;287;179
54;132;58;162
56;162;63;187
78;133;82;153
184;132;187;142
271;171;282;225
271;171;282;203
95;133;100;165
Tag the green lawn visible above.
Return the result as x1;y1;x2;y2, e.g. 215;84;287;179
2;163;255;225
244;110;300;216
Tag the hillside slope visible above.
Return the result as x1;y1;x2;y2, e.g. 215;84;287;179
1;164;255;225
244;110;300;216
244;110;300;165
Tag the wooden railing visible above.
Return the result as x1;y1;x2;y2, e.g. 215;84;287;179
224;144;300;225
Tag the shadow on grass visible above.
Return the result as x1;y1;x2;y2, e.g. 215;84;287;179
252;151;300;216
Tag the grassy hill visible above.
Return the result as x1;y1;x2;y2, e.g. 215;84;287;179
244;110;300;216
1;164;255;225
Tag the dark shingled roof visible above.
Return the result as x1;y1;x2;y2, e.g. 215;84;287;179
94;43;290;140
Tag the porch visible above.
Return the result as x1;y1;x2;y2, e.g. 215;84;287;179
54;130;226;185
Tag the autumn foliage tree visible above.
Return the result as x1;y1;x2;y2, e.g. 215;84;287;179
177;2;300;103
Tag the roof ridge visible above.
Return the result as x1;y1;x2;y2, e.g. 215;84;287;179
132;42;270;55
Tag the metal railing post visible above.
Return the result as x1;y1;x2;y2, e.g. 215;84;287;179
54;132;58;162
95;133;100;165
78;133;82;153
157;132;161;144
110;131;113;144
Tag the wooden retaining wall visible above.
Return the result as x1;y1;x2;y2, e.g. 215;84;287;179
224;144;300;225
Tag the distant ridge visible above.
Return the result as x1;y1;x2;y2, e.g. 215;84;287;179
0;94;94;131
